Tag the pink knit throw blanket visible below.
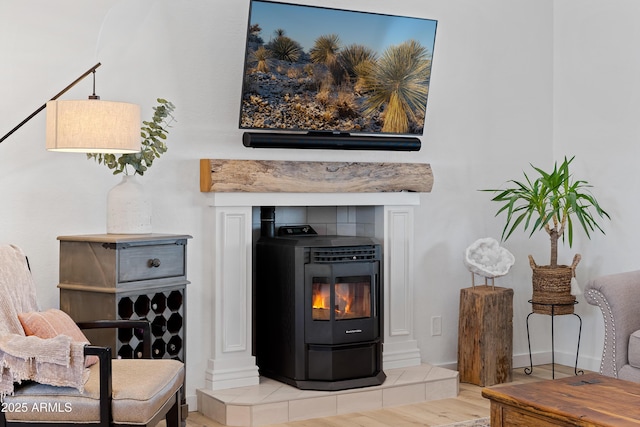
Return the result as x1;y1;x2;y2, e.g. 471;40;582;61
0;244;87;396
0;334;88;396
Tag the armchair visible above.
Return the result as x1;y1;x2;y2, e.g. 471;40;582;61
0;244;184;426
585;270;640;382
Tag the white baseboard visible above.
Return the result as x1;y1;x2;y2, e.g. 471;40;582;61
433;351;602;376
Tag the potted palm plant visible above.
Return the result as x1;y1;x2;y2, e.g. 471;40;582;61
484;156;610;314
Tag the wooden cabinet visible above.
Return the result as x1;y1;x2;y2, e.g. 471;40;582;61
57;233;191;362
457;285;513;386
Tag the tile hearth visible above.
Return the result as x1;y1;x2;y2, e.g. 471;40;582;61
197;363;459;426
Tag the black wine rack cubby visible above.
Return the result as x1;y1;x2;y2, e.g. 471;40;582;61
117;288;185;361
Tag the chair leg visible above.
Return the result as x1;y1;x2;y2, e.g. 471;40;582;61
165;396;181;427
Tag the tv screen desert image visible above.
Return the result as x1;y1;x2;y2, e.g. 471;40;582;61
239;1;437;135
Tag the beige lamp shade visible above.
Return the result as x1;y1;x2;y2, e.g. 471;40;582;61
46;99;141;153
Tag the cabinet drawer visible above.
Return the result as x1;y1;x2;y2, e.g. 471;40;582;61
118;244;185;282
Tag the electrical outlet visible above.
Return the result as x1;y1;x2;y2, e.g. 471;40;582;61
431;315;442;336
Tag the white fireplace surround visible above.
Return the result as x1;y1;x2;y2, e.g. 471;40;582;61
204;192;422;391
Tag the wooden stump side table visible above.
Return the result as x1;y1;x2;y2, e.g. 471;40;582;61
458;285;513;386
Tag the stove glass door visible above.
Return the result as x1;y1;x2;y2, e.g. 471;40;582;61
311;276;372;321
306;261;379;345
334;275;371;320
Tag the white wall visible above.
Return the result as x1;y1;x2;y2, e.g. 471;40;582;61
553;0;640;366
413;0;556;368
4;0;631;409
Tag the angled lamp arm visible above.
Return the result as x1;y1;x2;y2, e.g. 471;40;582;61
0;62;102;144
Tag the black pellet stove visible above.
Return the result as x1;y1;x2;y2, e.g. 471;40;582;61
254;209;385;391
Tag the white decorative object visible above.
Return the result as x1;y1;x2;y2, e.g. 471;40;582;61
464;237;515;287
107;175;152;234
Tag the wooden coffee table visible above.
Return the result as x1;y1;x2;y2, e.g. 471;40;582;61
482;373;640;426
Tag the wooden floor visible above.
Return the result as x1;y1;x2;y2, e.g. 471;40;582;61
181;364;586;427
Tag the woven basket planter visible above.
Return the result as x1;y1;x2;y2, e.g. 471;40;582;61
529;254;580;315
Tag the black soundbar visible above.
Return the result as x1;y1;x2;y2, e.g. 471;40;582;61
242;132;421;151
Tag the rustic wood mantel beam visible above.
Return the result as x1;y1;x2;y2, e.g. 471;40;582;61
200;159;433;193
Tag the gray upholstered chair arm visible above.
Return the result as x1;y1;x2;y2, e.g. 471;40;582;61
585;270;640;377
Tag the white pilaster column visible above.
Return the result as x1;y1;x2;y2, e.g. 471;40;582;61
204;205;260;390
382;205;422;368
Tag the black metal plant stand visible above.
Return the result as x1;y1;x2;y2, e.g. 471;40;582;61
525;300;584;379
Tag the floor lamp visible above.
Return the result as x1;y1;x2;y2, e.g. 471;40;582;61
0;63;140;153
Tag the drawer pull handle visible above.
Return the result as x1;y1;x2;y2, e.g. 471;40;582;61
148;258;161;268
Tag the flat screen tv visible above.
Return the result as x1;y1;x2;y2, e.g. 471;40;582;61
239;0;437;150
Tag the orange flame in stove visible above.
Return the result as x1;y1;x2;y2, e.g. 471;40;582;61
312;291;328;309
312;282;369;320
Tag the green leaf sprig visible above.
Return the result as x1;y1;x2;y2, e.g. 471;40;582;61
87;98;176;176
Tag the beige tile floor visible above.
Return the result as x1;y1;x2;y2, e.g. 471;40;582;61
179;364;583;427
197;363;459;426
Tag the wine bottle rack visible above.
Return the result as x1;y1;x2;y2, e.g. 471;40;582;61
116;288;185;361
57;233;192;422
57;234;191;364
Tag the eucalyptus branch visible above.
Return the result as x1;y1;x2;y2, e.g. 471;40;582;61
87;98;176;176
